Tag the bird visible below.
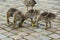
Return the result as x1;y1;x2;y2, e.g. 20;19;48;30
7;8;18;25
23;0;37;10
25;9;40;27
35;12;56;30
13;10;26;28
7;8;25;28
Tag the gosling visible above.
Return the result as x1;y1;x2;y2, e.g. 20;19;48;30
23;0;36;10
7;8;18;25
26;9;40;27
7;8;25;28
35;12;56;30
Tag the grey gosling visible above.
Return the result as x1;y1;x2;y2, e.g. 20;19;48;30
7;8;25;28
7;8;18;26
35;12;56;30
23;0;36;10
26;9;40;27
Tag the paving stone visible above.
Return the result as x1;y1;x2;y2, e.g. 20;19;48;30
23;30;34;34
16;38;26;40
27;26;36;30
2;32;15;37
55;31;60;35
10;30;20;35
0;29;7;34
34;28;43;32
56;28;60;31
0;28;2;29
52;25;59;28
0;25;8;28
4;27;13;32
51;39;60;40
40;30;52;35
17;28;29;32
34;28;52;35
48;28;57;32
38;35;51;40
1;21;7;24
10;35;22;40
23;35;40;40
0;23;2;26
0;34;7;39
18;32;28;36
1;17;6;20
1;38;13;40
49;34;60;39
30;32;41;37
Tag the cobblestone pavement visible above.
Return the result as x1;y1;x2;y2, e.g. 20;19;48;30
0;0;60;40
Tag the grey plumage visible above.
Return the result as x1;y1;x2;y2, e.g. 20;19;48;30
7;8;18;25
26;9;40;27
23;0;37;10
26;9;40;19
7;8;25;28
35;12;56;30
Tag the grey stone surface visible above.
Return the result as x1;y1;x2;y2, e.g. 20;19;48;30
49;34;60;39
0;34;7;39
0;0;60;40
1;38;13;40
38;35;51;40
